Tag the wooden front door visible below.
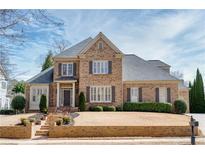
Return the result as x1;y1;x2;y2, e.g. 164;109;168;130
64;90;71;106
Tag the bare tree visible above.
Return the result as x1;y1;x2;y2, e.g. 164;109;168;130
171;70;184;79
50;39;70;54
0;9;63;78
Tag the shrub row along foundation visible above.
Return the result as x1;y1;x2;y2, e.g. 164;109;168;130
0;123;32;139
49;125;198;138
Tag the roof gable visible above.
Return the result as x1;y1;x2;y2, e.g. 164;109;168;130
80;32;122;54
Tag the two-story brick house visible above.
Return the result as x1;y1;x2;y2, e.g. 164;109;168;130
25;32;189;112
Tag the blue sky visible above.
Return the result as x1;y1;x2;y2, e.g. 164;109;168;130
13;10;205;83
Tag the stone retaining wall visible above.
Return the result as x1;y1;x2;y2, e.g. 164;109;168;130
0;123;32;139
49;125;198;138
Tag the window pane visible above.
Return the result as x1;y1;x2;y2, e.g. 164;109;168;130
97;62;100;74
93;62;97;73
68;64;73;76
62;64;67;75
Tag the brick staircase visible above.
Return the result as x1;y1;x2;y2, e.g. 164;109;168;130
35;120;49;136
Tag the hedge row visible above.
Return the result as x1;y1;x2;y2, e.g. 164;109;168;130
123;102;172;113
0;110;15;115
89;105;116;112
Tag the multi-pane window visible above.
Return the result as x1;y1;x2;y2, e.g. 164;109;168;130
131;88;139;102
159;87;167;102
31;88;47;103
98;42;103;50
62;63;73;76
90;86;112;102
93;61;108;74
1;81;7;89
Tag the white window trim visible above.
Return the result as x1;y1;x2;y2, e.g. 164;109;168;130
61;63;73;77
131;87;139;102
90;86;112;103
30;85;49;110
92;60;108;74
159;87;167;102
98;41;104;50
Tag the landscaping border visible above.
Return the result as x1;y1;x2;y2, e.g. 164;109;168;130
49;125;198;138
0;123;32;139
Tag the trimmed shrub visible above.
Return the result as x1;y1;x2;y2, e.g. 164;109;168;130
79;92;86;111
56;119;63;126
103;106;116;111
20;118;30;126
11;96;25;112
39;95;47;113
90;106;103;111
0;110;15;115
123;102;172;113
63;117;71;124
29;118;35;123
173;100;187;114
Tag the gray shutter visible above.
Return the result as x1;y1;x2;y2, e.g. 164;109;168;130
89;61;92;74
127;88;131;102
86;86;90;102
112;86;115;102
167;88;171;103
58;63;61;76
155;88;159;102
139;88;142;102
73;63;76;77
108;61;112;74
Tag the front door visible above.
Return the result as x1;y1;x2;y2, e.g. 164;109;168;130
64;90;71;106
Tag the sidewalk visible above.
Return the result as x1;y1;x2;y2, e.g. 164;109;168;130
0;137;205;145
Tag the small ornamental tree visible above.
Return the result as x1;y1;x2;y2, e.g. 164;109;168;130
11;96;26;113
79;92;86;111
39;95;47;113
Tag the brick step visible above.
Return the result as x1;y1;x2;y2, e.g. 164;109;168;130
41;125;49;129
35;130;49;136
40;127;49;130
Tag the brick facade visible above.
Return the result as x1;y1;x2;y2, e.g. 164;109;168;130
123;81;179;103
25;33;189;112
79;38;123;107
179;88;190;112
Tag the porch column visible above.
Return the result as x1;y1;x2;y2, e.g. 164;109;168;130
72;82;75;107
57;82;60;107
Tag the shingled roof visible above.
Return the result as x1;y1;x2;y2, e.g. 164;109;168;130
54;37;93;58
147;60;170;67
122;54;179;81
27;67;53;84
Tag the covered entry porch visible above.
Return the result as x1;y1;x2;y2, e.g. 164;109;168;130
56;80;77;108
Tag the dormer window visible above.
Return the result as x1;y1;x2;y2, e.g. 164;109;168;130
98;41;103;50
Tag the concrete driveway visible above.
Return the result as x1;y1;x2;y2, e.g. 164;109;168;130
187;114;205;136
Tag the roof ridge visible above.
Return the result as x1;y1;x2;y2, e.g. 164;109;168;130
54;37;92;57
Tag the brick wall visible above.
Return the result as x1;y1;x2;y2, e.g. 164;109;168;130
179;88;190;112
79;38;123;107
123;81;179;103
53;58;79;81
49;125;197;138
0;123;32;139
